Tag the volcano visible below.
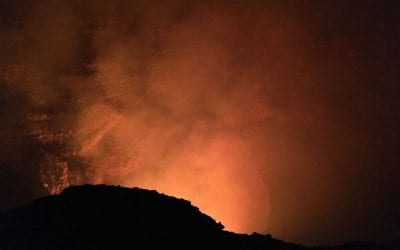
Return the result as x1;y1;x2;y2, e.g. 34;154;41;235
0;185;397;250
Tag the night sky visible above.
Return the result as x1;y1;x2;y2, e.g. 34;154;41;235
0;0;399;245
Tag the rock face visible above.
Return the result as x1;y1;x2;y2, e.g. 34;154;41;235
0;185;222;249
0;185;397;250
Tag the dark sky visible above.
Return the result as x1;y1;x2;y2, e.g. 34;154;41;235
0;0;399;246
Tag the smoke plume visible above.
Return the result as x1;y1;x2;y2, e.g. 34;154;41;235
1;0;400;245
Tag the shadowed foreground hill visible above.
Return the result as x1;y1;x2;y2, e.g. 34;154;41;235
0;185;397;250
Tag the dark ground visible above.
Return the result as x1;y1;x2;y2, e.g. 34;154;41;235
0;185;398;250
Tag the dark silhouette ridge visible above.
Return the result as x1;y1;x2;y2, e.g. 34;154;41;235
0;185;397;250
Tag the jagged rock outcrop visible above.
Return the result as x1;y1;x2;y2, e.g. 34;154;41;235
0;185;397;250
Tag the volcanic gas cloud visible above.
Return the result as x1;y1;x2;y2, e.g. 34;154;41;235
1;0;276;233
3;0;400;245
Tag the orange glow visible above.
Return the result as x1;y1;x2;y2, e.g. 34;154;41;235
2;0;400;246
123;133;270;232
16;0;275;236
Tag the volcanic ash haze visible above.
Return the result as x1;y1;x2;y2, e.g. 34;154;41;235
1;0;274;235
1;0;400;245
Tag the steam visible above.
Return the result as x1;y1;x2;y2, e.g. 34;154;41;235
1;0;400;245
80;1;274;232
1;0;274;233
